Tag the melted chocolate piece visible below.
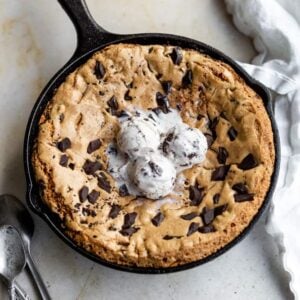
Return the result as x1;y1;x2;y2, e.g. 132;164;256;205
97;173;111;193
107;96;119;110
213;193;220;204
123;212;137;229
217;147;228;164
119;184;129;197
211;165;230;181
170;47;183;65
124;90;132;101
87;139;102;154
234;193;255;202
198;224;216;233
238;154;258;170
119;227;139;236
161;81;172;94
204;133;214;148
201;207;214;225
94;61;105;80
69;163;75;170
79;186;89;202
214;204;228;217
180;212;198;220
59;155;68;167
228;126;238;141
108;205;121;219
182;69;193;86
83;160;102;175
87;190;100;204
151;212;164;226
57;138;71;152
156;92;170;113
232;183;248;194
187;222;200;236
163;235;181;240
189;185;205;206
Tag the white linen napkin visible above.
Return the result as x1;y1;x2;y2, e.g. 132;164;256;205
224;0;300;298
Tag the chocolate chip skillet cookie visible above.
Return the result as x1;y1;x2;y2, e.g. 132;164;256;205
32;44;275;267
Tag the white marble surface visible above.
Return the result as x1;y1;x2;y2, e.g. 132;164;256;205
0;0;293;299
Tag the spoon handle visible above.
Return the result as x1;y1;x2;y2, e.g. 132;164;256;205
14;282;31;300
9;282;30;300
26;253;51;300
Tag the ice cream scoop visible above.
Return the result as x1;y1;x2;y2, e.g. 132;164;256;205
128;153;176;199
163;126;207;170
117;115;160;158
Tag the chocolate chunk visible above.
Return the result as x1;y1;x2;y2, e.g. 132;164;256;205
116;110;129;118
187;222;200;236
214;204;228;217
107;96;119;110
204;133;214;148
108;204;121;219
97;173;111;193
182;69;193;87
189;185;204;206
119;184;129;197
123;212;137;229
209;117;218;139
69;163;75;170
87;190;100;204
83;160;102;175
181;212;198;220
57;138;71;152
228;126;238;141
211;165;230;181
151;212;164;226
198;224;216;233
163;235;181;240
124;90;132;101
119;227;139;236
238;154;258;170
170;47;183;65
59;114;64;122
79;186;89;202
59;155;69;167
87;139;101;154
149;161;163;176
213;193;220;204
161;81;172;94
234;193;254;202
232;183;248;194
156;92;170;113
197;114;205;121
217;147;228;164
201;207;214;225
94;61;105;80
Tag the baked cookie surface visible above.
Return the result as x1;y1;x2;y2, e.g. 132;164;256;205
33;44;275;267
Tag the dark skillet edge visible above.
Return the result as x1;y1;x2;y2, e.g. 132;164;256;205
23;33;280;274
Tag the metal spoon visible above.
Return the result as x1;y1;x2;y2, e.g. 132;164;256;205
0;225;30;300
0;195;51;300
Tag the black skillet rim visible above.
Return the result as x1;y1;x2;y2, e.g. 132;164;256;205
24;33;280;274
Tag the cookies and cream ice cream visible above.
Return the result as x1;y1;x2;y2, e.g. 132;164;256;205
128;153;176;199
117;115;160;158
107;108;207;199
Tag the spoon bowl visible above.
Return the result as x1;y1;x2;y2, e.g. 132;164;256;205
0;225;25;284
0;195;50;300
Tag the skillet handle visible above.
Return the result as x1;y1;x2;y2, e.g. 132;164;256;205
57;0;113;57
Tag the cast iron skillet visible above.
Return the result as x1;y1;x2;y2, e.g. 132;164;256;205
24;0;280;274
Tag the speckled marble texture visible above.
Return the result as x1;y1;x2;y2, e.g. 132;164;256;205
0;0;293;299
